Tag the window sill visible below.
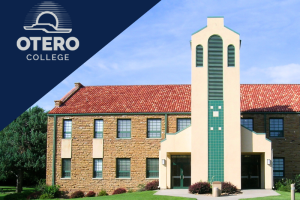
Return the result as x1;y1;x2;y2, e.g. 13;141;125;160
116;138;131;140
146;138;161;140
92;178;103;180
115;178;131;180
269;137;285;140
60;178;71;179
146;178;159;179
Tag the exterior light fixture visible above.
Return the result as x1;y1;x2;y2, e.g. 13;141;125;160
267;159;271;165
162;159;166;165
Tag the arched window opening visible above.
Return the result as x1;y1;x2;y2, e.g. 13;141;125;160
228;45;235;67
196;45;203;67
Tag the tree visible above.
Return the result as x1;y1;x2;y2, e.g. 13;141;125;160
0;106;47;193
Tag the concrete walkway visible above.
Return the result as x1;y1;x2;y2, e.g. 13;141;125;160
154;189;280;200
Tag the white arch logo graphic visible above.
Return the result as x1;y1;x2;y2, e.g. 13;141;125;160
23;1;72;34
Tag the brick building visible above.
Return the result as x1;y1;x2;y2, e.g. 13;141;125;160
47;17;300;193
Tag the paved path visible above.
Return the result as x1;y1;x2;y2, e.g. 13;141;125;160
154;189;280;200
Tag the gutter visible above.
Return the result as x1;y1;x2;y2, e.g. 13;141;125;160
52;115;57;186
47;112;191;116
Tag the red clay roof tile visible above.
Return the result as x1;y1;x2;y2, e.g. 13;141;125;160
48;84;300;114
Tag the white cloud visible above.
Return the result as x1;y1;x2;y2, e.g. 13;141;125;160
242;63;300;84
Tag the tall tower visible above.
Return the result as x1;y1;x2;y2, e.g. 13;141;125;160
191;17;241;188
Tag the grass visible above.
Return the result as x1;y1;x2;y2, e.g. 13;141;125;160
0;186;34;200
0;188;194;200
2;187;299;200
241;190;300;200
82;191;195;199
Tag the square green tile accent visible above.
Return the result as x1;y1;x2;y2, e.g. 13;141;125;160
208;100;224;182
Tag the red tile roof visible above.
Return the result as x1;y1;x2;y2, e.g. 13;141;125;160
49;84;300;114
240;84;300;112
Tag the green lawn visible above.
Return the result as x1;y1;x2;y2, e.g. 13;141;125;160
241;190;300;200
0;188;194;200
1;187;299;200
0;186;34;200
83;191;194;200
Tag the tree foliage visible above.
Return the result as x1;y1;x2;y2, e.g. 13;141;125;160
0;106;47;192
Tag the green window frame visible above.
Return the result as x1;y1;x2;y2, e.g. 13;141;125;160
147;119;161;138
63;119;72;139
117;119;131;138
196;45;203;67
146;158;159;178
228;45;235;67
273;158;284;177
177;118;191;131
62;159;71;178
116;158;130;178
270;118;284;137
94;119;103;138
241;118;253;131
93;159;103;178
208;35;223;100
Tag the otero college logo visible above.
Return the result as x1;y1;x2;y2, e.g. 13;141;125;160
17;1;79;61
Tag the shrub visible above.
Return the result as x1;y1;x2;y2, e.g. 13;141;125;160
127;189;134;193
98;189;108;196
189;182;211;194
70;190;85;198
27;191;41;199
145;180;159;191
221;182;237;194
294;174;300;192
85;191;96;197
43;185;60;198
137;184;146;192
112;188;127;195
275;178;293;192
39;194;54;199
35;179;46;192
4;191;32;200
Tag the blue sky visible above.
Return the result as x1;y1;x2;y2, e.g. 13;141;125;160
34;0;300;111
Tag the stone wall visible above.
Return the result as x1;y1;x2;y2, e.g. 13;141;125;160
242;113;300;179
46;114;191;194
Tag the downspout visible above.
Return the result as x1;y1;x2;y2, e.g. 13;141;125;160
165;114;168;134
52;115;57;186
264;113;267;134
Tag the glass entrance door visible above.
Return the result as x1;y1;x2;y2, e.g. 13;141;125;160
241;155;261;189
171;155;191;189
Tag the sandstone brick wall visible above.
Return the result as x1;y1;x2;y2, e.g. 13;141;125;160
242;113;300;179
46;114;191;194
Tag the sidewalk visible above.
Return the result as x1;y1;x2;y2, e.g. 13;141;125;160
154;189;280;200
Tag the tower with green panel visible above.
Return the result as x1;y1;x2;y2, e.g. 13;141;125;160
208;35;224;182
191;17;241;188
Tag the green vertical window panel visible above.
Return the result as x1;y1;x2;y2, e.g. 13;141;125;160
117;119;131;138
228;45;235;67
93;159;103;178
273;158;284;177
177;118;191;131
208;35;223;100
62;159;71;178
94;119;103;138
196;45;203;67
270;118;284;137
241;118;253;131
147;119;161;138
208;101;224;182
63;120;72;139
146;158;159;178
116;158;130;178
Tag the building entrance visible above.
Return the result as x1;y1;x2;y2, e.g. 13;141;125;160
241;155;261;189
171;155;191;189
